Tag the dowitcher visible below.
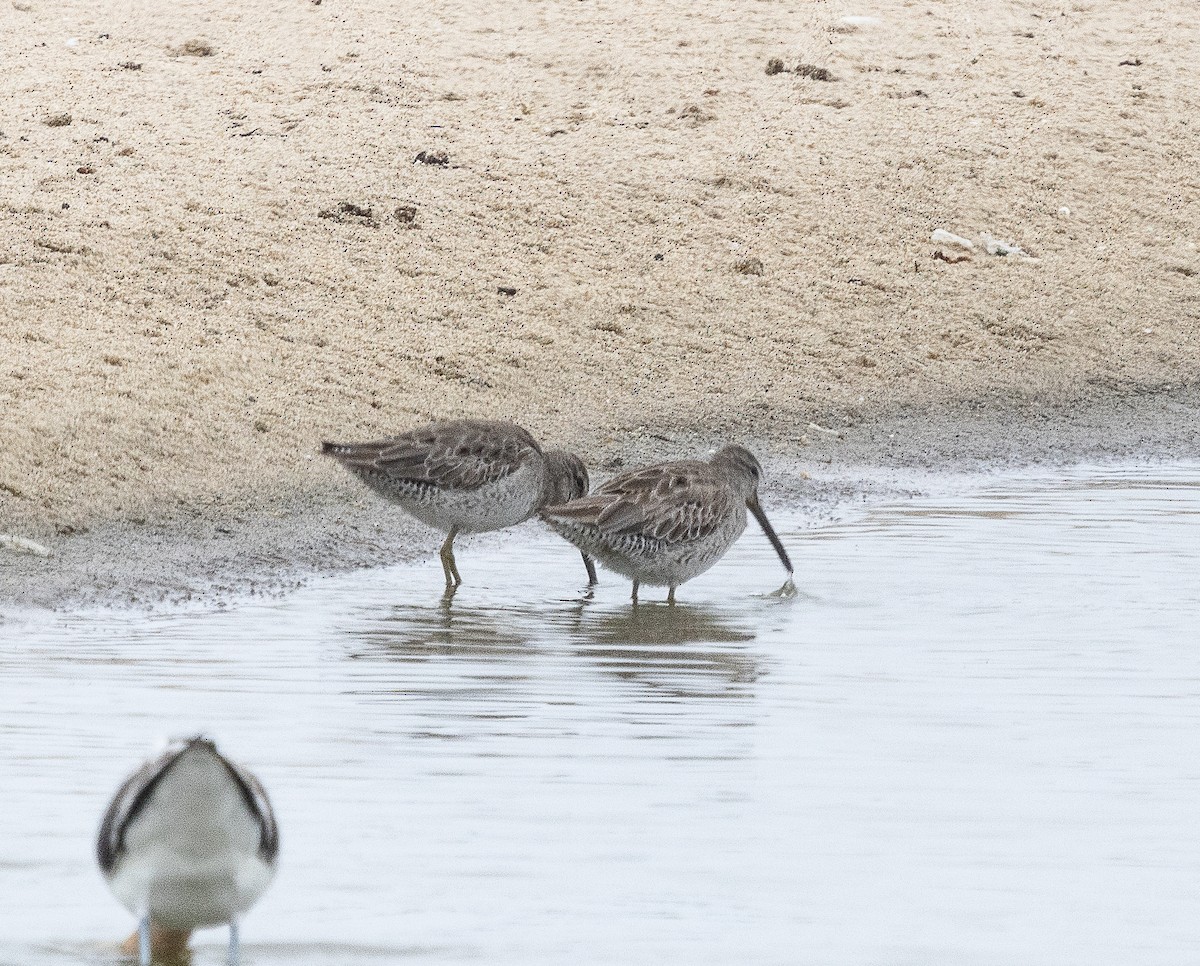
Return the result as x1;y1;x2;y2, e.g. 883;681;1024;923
322;419;596;587
97;736;279;966
541;444;793;603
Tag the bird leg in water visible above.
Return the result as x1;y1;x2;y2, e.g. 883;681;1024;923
439;527;462;587
228;920;240;965
582;551;598;585
631;579;640;604
122;919;191;964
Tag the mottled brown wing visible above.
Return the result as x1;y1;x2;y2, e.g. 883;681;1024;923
324;419;540;491
545;460;736;545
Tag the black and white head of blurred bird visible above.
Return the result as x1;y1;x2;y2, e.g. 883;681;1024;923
97;736;279;965
541;444;794;604
322;418;596;589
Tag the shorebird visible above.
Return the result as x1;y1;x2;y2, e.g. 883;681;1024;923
97;737;279;966
541;444;793;603
322;419;596;588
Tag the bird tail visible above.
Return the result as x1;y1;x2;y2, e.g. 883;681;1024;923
321;440;380;461
540;494;611;525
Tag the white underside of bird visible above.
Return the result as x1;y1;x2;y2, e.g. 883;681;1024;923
107;744;275;930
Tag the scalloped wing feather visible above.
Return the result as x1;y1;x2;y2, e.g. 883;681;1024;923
326;420;540;491
546;461;736;545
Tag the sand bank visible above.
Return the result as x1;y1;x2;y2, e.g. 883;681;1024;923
2;0;1198;606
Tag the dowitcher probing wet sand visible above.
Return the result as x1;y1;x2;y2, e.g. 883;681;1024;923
322;419;595;587
97;737;279;966
541;444;793;603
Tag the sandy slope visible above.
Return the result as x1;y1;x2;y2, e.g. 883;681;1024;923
1;0;1198;545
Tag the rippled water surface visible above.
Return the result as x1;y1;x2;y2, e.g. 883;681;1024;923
4;466;1200;965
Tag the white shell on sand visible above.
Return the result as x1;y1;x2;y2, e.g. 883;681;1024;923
931;229;975;250
981;233;1031;258
0;535;52;557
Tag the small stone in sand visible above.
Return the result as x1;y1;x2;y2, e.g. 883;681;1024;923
734;257;765;276
174;38;215;57
766;58;786;76
795;64;834;82
119;61;142;70
932;250;971;264
77;165;96;174
394;204;418;226
497;286;518;296
318;201;378;226
44;112;72;127
678;104;715;123
414;150;449;166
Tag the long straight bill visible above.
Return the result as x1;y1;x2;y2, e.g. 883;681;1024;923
749;498;794;575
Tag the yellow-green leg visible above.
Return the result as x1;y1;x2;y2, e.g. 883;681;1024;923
439;528;462;587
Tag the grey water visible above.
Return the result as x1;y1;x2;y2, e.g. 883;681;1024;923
3;465;1200;966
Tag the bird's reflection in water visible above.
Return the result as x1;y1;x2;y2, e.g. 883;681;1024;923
578;601;755;647
353;600;536;661
571;602;761;698
347;592;764;703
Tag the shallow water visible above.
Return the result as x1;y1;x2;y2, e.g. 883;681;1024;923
4;465;1200;965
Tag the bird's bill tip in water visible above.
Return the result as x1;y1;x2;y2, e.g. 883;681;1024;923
748;497;794;575
771;575;798;598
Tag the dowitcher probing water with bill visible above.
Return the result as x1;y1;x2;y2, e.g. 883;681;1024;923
97;736;279;966
542;444;794;603
323;419;596;588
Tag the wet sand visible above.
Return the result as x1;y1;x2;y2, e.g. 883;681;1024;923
2;1;1199;607
5;391;1200;610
